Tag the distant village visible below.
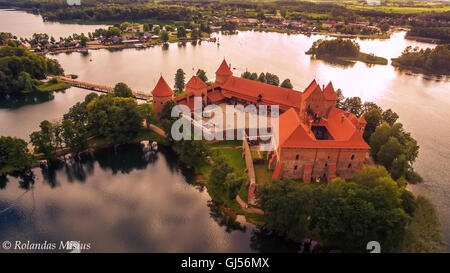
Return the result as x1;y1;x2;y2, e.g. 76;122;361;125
22;11;437;55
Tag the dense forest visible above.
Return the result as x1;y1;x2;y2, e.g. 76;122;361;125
306;38;360;57
0;43;64;95
392;44;450;74
407;25;450;43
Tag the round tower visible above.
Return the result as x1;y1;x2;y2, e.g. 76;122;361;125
151;76;174;114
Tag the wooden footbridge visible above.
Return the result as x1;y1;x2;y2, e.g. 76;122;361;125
58;76;152;101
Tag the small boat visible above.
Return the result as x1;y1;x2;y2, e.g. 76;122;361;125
405;70;413;75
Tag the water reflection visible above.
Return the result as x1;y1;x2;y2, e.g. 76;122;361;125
0;92;55;109
0;143;299;252
308;55;356;68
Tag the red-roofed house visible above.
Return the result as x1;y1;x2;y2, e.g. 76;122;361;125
172;60;369;181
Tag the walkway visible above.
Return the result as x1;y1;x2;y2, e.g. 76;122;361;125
57;76;152;101
243;134;257;205
236;195;264;215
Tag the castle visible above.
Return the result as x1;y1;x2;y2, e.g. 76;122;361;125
151;60;370;182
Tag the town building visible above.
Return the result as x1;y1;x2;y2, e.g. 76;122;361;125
125;24;144;33
153;60;369;181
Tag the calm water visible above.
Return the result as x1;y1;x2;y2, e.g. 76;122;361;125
0;145;296;252
0;10;449;252
0;9;108;38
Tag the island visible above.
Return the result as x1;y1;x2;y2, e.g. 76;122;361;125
306;38;388;65
0;37;69;96
391;44;450;75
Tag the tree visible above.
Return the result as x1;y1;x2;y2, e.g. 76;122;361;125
224;172;246;200
161;100;177;121
241;71;251;79
153;25;161;35
314;166;410;252
139;103;155;128
400;196;444;253
87;95;143;144
335;88;345;109
306;38;360;58
63;93;97;125
113;82;133;98
257;72;266;83
79;34;88;47
265;72;280;86
382;109;399;126
0;136;33;175
363;107;382;141
342;97;362;117
258;179;313;241
191;28;200;39
208;155;233;198
173;139;210;168
160;30;169;43
62;119;88;155
369;122;421;182
380;22;390;32
177;26;187;38
30;120;57;158
196;69;208;83
377;136;403;170
280;79;293;89
174;68;185;93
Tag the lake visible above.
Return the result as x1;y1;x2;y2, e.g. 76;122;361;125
0;9;449;252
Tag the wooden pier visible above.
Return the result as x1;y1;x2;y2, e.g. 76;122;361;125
58;76;152;101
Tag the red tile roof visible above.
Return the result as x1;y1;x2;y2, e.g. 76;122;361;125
323;82;338;101
302;79;320;99
221;76;303;110
216;59;233;76
186;75;207;90
152;76;174;97
207;89;226;104
274;108;370;149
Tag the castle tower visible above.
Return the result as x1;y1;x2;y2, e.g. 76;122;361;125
215;59;233;85
186;75;208;105
151;76;174;114
357;115;367;135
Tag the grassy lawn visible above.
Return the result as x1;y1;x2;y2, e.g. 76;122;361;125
346;4;450;14
134;129;169;145
217;148;246;173
87;128;169;149
208;140;242;148
254;162;273;186
36;81;70;92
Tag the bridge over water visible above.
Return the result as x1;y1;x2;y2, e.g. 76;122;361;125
58;76;152;101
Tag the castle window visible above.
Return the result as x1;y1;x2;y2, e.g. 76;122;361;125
328;156;331;159
295;154;299;160
325;163;328;167
294;165;298;171
348;163;352;169
351;154;355;160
